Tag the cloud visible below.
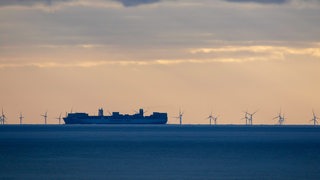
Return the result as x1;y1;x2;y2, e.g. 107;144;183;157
190;45;320;57
190;45;320;63
225;0;288;4
2;43;320;69
0;59;251;69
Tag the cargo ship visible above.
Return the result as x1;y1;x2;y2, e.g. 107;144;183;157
63;108;168;124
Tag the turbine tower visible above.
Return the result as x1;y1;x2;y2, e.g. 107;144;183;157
19;112;24;125
1;108;7;125
56;113;62;125
41;111;48;125
311;110;319;126
174;109;184;125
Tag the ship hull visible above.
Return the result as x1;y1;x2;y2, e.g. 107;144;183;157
63;117;167;124
63;109;168;125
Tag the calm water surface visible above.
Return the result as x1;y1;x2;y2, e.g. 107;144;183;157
0;125;320;179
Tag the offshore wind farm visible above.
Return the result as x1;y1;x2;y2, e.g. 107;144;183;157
0;106;320;126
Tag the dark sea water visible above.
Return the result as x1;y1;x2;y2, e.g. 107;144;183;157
1;125;320;179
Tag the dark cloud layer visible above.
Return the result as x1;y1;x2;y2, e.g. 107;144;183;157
225;0;288;4
0;0;162;7
0;0;300;7
0;0;70;6
113;0;161;7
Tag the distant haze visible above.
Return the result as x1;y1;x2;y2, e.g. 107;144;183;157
1;0;320;124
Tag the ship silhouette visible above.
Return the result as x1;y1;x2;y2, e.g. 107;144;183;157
63;108;167;124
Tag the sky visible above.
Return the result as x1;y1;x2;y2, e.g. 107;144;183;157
1;0;320;124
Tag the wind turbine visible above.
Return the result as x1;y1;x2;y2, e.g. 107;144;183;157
242;111;249;125
213;115;219;125
19;112;24;125
1;108;7;125
207;112;219;125
174;108;184;125
56;113;62;125
273;109;284;125
244;110;258;125
41;111;48;124
311;110;319;126
281;113;285;125
207;112;214;125
247;110;258;125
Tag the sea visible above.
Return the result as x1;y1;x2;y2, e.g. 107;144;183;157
0;125;320;179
